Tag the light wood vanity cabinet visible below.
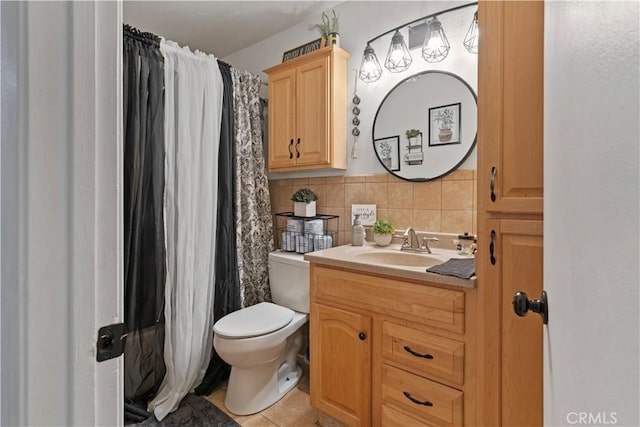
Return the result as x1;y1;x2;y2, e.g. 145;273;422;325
264;45;349;172
310;264;477;427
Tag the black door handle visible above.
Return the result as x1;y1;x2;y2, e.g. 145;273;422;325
295;138;301;158
288;139;293;159
513;290;548;324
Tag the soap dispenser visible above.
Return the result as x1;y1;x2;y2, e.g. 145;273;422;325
351;214;365;246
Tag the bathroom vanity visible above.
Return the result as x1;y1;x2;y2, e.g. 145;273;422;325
305;244;477;426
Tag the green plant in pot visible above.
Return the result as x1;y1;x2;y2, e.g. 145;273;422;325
372;219;395;246
314;10;340;46
405;129;421;147
406;129;421;139
291;188;318;217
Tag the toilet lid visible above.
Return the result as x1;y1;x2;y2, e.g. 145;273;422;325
213;302;294;339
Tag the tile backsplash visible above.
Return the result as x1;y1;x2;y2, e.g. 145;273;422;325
269;170;477;246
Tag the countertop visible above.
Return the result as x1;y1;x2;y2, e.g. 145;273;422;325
304;242;477;289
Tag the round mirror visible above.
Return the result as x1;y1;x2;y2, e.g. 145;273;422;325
372;71;477;181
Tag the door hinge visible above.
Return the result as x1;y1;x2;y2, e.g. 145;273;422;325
96;322;127;362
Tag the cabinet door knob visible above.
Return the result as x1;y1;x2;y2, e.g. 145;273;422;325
358;332;366;341
288;139;293;159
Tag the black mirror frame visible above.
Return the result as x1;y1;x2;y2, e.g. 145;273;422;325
372;70;477;182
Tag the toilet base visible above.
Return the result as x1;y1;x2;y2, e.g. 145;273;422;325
224;363;303;416
223;329;304;415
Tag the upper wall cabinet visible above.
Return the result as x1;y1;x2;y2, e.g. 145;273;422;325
264;45;350;172
478;2;543;214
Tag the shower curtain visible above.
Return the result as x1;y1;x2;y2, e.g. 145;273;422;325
232;69;274;307
122;25;166;417
194;61;241;396
148;40;223;421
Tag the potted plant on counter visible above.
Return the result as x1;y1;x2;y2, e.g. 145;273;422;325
291;188;317;217
372;219;395;246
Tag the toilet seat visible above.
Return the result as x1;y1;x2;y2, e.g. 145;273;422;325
213;302;294;339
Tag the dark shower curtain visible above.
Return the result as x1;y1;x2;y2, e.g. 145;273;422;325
195;61;242;396
122;25;166;419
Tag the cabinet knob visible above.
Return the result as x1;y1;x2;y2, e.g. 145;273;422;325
358;332;366;341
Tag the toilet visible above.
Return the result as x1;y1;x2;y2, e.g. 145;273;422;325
213;251;309;415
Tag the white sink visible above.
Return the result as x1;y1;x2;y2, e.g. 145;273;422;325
353;250;443;268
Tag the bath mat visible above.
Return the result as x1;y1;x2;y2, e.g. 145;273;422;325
427;258;475;279
136;394;239;427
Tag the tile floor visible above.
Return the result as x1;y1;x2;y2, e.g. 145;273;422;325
205;371;324;427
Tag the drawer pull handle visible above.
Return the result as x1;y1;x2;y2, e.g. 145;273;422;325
288;139;294;159
403;346;433;359
295;138;301;158
403;391;433;407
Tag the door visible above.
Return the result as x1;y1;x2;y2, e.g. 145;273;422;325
477;1;544;425
296;55;330;167
310;303;371;426
268;67;297;169
0;2;123;425
544;2;640;426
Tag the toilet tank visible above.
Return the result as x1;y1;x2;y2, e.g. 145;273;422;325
268;251;309;313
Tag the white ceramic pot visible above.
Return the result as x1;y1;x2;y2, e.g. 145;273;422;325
293;201;316;217
373;233;393;246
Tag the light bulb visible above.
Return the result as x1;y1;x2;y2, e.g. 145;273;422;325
422;17;450;63
384;30;412;73
464;11;479;54
359;44;383;83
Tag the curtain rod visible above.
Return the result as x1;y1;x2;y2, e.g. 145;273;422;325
366;1;478;45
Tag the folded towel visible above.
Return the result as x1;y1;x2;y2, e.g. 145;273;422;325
427;258;475;279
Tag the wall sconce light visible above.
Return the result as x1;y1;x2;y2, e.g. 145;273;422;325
358;1;477;83
463;11;479;54
384;30;412;73
422;17;450;63
359;44;383;83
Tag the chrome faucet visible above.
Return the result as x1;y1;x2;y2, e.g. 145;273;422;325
400;228;440;254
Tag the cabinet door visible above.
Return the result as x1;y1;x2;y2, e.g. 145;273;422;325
477;219;543;426
478;1;544;214
310;303;371;426
295;56;330;167
267;67;296;170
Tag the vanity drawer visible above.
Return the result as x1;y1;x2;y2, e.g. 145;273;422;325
382;322;464;385
381;364;463;427
312;266;465;333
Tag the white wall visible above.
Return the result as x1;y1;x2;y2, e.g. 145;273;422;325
544;2;639;426
224;1;478;179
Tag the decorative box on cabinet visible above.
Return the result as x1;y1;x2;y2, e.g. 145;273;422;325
309;264;477;427
264;45;350;172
